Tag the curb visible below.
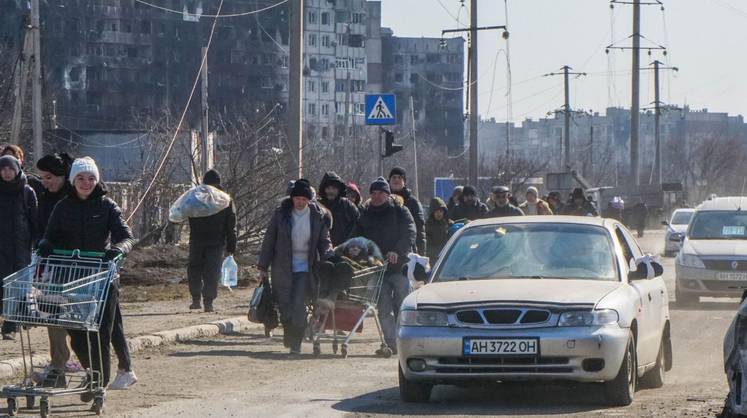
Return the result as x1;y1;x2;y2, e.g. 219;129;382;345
0;316;260;380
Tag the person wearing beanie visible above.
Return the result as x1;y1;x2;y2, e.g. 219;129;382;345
350;176;416;354
485;186;525;218
447;185;463;213
519;186;553;216
258;178;334;355
425;197;453;262
186;167;237;312
2;144;44;195
317;172;359;247
546;191;565;215
561;187;599;217
450;185;488;221
40;156;138;395
0;155;38;341
388;167;426;254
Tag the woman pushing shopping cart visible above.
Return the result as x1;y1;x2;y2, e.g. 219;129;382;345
1;156;135;416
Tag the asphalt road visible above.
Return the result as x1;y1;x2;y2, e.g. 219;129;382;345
9;229;735;417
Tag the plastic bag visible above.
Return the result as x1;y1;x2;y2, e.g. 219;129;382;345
168;184;231;223
221;255;238;289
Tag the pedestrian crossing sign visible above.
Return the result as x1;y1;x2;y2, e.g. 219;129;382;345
365;94;396;125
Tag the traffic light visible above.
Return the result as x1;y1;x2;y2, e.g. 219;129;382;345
383;130;403;158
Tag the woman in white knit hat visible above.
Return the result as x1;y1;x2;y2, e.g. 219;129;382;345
38;157;137;405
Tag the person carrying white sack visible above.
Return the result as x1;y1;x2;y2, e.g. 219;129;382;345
169;169;237;312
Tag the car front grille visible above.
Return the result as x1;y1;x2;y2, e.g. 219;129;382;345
455;308;551;326
434;356;572;374
702;281;746;292
703;259;747;271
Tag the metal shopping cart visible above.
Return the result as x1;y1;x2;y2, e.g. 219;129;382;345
1;249;120;417
309;263;391;358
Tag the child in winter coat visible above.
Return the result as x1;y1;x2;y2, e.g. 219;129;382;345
316;237;384;312
425;197;453;262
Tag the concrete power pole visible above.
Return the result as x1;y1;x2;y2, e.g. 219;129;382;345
288;0;304;179
468;0;479;186
200;46;210;176
31;0;43;161
10;32;31;145
544;65;585;170
630;0;641;186
647;60;678;186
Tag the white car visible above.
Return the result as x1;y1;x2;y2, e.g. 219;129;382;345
397;216;671;406
662;209;694;257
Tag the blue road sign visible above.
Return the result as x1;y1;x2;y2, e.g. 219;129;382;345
365;94;396;125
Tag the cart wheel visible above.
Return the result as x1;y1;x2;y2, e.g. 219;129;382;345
25;395;35;410
39;398;49;418
341;345;348;358
92;396;104;416
332;342;339;355
380;346;393;358
7;397;17;416
312;343;321;357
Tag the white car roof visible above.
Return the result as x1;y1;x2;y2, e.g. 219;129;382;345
466;215;618;229
672;208;695;214
695;197;747;212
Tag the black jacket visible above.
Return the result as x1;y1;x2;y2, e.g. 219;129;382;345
318;172;360;247
561;201;600;217
44;184;134;255
36;183;71;239
0;172;37;278
350;196;416;270
188;200;238;253
451;200;489;221
485;203;524;218
393;187;426;254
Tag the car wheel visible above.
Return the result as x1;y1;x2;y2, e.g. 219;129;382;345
639;335;666;389
604;331;636;406
675;282;698;307
398;365;432;403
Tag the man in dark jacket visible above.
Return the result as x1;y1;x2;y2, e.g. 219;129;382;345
425;197;453;262
389;167;426;254
350;177;416;353
187;169;237;312
450;185;489;221
561;187;599;217
485;186;524;218
0;155;37;340
318;172;359;247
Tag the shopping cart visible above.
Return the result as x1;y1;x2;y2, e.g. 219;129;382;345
309;263;391;358
1;249;120;417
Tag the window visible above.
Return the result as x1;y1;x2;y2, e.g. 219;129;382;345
321;35;330;47
320;58;329;71
322;104;329;116
308;34;317;47
308;103;316;115
321;12;330;25
394;73;403;82
352;13;364;24
335;80;345;92
322;126;329;138
308;11;317;24
411;55;419;65
307;80;315;92
280;55;288;68
141;21;151;34
427;54;441;63
321;81;329;93
336;58;348;69
394;55;403;64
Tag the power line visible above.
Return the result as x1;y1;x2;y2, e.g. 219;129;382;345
133;0;287;18
126;0;225;223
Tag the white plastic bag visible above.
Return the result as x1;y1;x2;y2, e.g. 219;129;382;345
168;184;231;224
221;255;238;289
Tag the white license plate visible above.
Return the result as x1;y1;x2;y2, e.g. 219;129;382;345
718;272;747;281
463;338;539;356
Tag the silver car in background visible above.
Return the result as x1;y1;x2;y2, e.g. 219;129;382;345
662;209;694;257
397;217;671;406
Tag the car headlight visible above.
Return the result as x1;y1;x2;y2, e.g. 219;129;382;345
399;310;449;327
678;253;705;268
558;309;619;327
668;232;683;242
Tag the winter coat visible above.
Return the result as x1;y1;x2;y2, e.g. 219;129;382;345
485;203;525;218
602;204;623;222
43;184;135;255
560;200;600;217
318;173;360;246
0;172;38;279
519;199;553;216
257;197;334;300
36;183;72;240
450;200;489;221
425;198;453;262
393;187;426;254
188;200;238;253
350;195;416;271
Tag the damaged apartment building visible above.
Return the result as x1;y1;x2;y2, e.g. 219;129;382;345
0;0;465;165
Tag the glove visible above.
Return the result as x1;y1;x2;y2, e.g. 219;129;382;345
104;248;123;262
37;239;53;257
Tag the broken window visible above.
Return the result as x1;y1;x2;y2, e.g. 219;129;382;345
321;12;330;25
141;21;151;34
127;47;138;58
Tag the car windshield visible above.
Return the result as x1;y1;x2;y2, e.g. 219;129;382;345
671;211;693;225
689;211;747;240
434;223;618;282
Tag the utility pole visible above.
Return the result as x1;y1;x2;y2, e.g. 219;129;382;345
644;60;678;186
410;95;419;200
10;31;31;145
31;0;43;161
544;66;586;170
443;4;508;186
200;46;210;175
288;0;304;178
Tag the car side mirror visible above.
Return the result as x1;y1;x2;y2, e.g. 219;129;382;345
629;256;664;280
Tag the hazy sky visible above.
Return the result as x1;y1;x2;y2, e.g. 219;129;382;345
380;0;747;123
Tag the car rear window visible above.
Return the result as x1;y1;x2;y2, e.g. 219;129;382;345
434;223;618;282
671;211;693;225
689;211;747;240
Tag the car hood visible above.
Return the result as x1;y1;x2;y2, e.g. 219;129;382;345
669;224;688;234
684;239;747;257
415;279;622;310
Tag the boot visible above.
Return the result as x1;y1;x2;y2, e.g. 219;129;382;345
204;300;215;313
189;297;201;310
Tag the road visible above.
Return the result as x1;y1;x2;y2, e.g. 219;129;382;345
7;229;735;417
